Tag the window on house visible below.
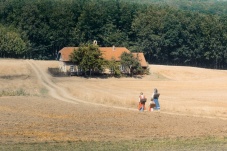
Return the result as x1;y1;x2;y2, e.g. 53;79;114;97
120;65;124;72
70;65;74;72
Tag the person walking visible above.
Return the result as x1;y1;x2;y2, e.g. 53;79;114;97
138;92;147;111
149;98;156;111
150;88;160;111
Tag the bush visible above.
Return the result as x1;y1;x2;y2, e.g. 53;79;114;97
0;88;29;97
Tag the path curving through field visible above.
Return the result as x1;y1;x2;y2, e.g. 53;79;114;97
26;60;138;111
26;60;227;120
26;60;81;105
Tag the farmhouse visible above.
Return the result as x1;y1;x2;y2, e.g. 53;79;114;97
57;46;147;74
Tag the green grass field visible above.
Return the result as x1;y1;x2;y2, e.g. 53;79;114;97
1;137;226;151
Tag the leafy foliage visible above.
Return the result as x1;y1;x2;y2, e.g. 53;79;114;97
0;24;28;58
107;58;122;77
70;43;105;76
131;6;227;68
1;0;227;69
120;52;142;76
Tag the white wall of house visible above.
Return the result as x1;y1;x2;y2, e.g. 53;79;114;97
59;61;65;72
59;61;80;74
58;61;131;75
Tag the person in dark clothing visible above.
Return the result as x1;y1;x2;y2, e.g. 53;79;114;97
150;88;160;111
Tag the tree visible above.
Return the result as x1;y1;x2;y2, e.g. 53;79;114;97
107;57;121;77
120;52;142;76
74;1;107;45
70;43;105;76
0;24;28;58
131;5;166;63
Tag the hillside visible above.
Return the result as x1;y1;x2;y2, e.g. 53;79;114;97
0;59;227;150
1;59;227;118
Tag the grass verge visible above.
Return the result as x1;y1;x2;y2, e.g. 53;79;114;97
0;137;226;151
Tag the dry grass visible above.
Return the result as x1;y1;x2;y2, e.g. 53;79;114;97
0;59;43;96
47;62;227;119
0;59;227;150
1;59;227;118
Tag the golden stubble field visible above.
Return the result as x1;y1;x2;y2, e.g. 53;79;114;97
0;59;227;146
48;61;227;119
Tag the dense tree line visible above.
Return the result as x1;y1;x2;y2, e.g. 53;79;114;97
1;0;227;69
131;6;227;68
124;0;227;15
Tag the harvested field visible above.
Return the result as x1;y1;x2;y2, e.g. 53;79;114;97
0;59;227;150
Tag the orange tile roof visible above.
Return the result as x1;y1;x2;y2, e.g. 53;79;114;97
99;47;130;61
132;53;148;67
58;47;147;67
59;46;130;61
59;47;78;61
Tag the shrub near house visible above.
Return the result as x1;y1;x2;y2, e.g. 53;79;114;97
70;44;105;76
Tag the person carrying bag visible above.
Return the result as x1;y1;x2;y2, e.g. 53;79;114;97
138;92;147;111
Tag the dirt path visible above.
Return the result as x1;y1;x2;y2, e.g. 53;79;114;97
26;60;227;120
26;60;80;105
26;60;138;111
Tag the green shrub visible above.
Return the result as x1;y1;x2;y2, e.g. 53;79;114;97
0;88;29;97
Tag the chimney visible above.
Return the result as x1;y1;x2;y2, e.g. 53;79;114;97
112;45;115;51
93;40;97;45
